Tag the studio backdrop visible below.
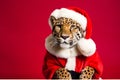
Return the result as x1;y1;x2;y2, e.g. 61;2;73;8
0;0;120;79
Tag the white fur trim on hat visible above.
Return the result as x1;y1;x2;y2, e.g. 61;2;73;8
50;8;87;30
77;38;96;57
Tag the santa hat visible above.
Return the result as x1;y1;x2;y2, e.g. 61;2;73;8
49;7;96;57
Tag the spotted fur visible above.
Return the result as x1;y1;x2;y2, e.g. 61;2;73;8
53;66;95;79
53;68;72;79
79;66;95;80
50;16;85;48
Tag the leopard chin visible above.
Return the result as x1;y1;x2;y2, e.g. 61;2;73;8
59;41;76;49
60;43;71;49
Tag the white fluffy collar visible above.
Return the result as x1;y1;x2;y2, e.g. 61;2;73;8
45;34;96;58
45;34;81;58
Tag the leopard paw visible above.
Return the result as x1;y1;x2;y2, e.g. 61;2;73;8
53;68;72;79
79;66;95;80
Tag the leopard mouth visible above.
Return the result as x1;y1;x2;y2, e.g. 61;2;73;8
63;41;68;44
58;41;74;48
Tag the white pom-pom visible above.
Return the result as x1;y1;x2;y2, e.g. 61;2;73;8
77;38;96;57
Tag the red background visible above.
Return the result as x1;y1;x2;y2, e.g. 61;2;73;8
0;0;120;79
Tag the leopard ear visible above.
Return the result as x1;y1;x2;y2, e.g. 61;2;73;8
50;16;56;27
50;16;56;21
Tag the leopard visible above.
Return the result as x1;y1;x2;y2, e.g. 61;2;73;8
50;16;95;79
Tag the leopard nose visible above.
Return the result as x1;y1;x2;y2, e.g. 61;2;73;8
61;35;69;40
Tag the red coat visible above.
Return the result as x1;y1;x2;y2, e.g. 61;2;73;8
42;51;103;79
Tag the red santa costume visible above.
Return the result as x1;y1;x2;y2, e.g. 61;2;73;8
42;7;103;79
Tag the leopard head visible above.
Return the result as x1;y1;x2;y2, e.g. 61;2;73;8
50;16;85;48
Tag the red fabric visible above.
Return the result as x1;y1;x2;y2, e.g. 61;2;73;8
42;51;103;79
42;52;67;79
83;52;103;78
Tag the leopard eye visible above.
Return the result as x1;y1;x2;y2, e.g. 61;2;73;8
70;25;77;31
71;25;76;28
55;25;61;33
56;25;61;28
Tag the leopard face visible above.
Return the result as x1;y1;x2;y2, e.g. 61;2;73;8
50;16;84;48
